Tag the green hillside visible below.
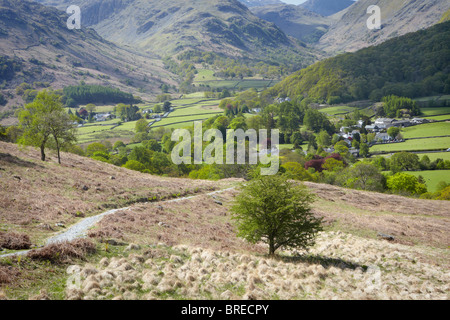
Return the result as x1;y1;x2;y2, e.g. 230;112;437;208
269;21;450;103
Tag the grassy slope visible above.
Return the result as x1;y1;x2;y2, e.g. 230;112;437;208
407;170;450;193
0;142;449;300
402;122;450;139
0;141;233;247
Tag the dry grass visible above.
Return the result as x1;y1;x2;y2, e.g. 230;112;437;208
0;232;32;250
65;233;450;300
303;182;450;249
0;141;235;245
0;266;20;284
88;190;265;255
26;239;97;264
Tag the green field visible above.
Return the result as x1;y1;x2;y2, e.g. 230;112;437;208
319;106;357;116
370;136;450;153
422;114;450;121
402;122;450;139
414;152;450;162
407;170;450;192
194;69;218;82
420;107;450;116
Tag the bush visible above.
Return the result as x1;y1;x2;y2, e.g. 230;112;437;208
282;162;315;181
0;232;32;250
386;172;427;195
122;160;147;173
26;239;96;264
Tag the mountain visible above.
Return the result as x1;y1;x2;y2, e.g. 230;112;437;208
301;0;355;16
34;0;297;58
318;0;450;54
238;0;284;8
0;0;177;111
251;4;332;43
269;20;450;103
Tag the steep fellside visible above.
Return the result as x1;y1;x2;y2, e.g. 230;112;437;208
0;0;177;110
34;0;297;58
251;4;332;43
301;0;355;16
318;0;450;54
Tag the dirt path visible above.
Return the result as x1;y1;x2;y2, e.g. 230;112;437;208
0;188;235;259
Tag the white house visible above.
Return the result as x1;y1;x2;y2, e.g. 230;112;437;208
94;113;111;122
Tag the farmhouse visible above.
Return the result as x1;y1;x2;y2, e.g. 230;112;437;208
94;113;113;122
411;118;427;124
392;119;412;128
374;118;395;128
375;132;391;142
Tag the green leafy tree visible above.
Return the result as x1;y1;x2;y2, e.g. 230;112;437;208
18;90;76;162
316;130;331;147
86;142;108;157
303;109;333;134
282;162;315;181
135;118;149;133
231;175;322;256
390;152;420;171
387;127;401;139
360;143;370;158
113;141;126;150
228;116;248;131
341;162;385;192
387;172;427;195
144;139;161;152
122;160;146;173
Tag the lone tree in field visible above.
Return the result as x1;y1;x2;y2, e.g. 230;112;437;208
231;175;322;256
18;90;77;163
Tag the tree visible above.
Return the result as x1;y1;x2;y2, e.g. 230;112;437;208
382;95;420;118
316;130;331;147
390;152;420;171
122;160;146;173
387;127;400;139
163;101;172;112
135;118;149;133
322;158;344;172
143;139;161;152
85;103;96;114
231;175;322;256
341;162;385;192
303;109;333;134
387;172;427;195
360;143;370;158
86;142;108;157
282;162;314;181
113;141;126;150
18;90;76;162
47;110;77;164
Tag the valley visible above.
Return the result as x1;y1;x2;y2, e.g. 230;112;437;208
0;0;449;303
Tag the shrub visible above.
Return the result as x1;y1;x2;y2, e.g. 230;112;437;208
26;239;96;264
0;232;32;250
122;160;147;172
386;172;427;195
